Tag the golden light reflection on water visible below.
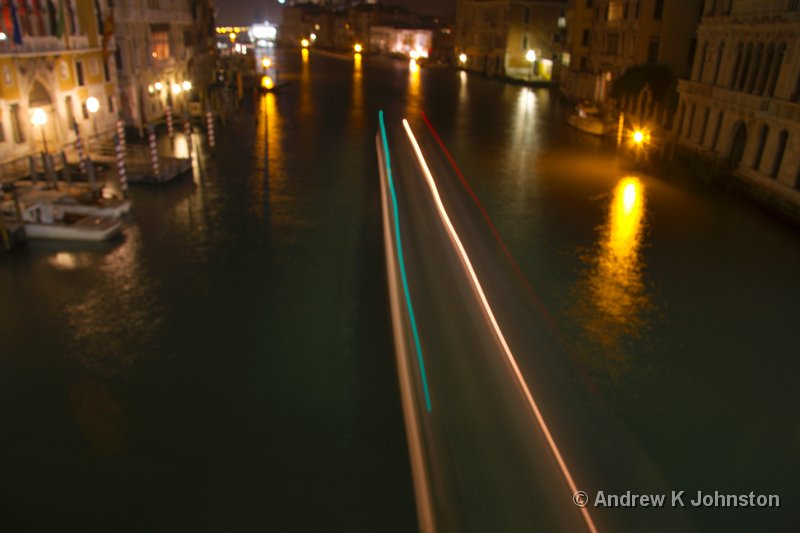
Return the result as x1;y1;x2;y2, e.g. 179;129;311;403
578;176;650;356
407;58;421;116
349;53;364;130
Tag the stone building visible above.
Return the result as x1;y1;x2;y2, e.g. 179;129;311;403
456;0;567;81
675;0;800;200
0;0;118;165
561;0;596;100
113;0;204;130
586;0;703;101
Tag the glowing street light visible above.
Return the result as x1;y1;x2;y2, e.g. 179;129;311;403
458;53;467;64
171;83;182;95
262;57;271;69
229;32;236;43
301;38;309;48
353;43;362;53
632;130;644;144
30;107;49;153
310;33;317;41
182;80;192;91
526;49;537;81
154;81;163;91
86;96;100;140
261;75;275;91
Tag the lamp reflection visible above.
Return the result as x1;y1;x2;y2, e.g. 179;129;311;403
581;176;650;352
349;53;364;130
407;58;421;115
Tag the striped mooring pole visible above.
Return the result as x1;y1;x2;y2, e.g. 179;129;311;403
165;106;175;139
116;119;126;154
115;134;128;197
147;124;160;177
183;115;193;155
73;123;88;177
205;111;216;149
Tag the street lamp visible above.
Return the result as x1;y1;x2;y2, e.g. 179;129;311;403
354;43;362;53
154;81;163;92
30;107;48;153
86;96;100;140
526;49;537;80
262;57;271;69
301;38;309;48
182;80;192;91
458;53;467;65
171;83;182;95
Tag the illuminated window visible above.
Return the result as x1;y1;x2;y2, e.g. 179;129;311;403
608;2;623;21
151;27;170;60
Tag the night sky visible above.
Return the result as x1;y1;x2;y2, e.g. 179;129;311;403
216;0;456;25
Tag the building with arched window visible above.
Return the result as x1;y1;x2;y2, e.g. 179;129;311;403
675;0;800;204
0;0;119;168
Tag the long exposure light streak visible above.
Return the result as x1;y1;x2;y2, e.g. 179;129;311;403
402;119;598;533
380;111;433;412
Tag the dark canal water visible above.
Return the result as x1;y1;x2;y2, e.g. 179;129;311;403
1;50;799;531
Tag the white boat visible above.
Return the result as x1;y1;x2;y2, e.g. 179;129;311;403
19;203;123;242
568;101;610;136
20;189;131;218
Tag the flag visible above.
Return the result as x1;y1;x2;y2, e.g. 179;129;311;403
101;8;113;61
93;0;103;35
55;0;69;48
54;0;64;37
10;0;23;45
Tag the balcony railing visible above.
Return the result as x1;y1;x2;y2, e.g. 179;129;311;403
0;35;91;55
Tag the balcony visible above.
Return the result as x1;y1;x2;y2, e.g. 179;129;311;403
731;0;800;15
0;35;91;55
679;79;800;120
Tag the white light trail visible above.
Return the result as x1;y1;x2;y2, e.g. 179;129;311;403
402;119;598;533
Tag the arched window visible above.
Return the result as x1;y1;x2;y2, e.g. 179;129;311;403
745;42;763;93
696;42;708;81
686;103;696;139
752;124;768;171
698;106;710;145
729;42;742;88
770;130;788;178
756;43;774;95
766;43;785;97
736;42;752;91
711;110;724;151
675;100;686;134
729;121;747;167
712;43;724;85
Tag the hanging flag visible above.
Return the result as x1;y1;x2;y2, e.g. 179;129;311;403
101;7;113;61
55;0;69;48
10;0;23;45
93;0;103;36
46;0;56;36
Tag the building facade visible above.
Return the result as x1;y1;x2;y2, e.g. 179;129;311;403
113;0;199;129
561;0;596;99
585;0;703;101
675;0;800;199
456;0;567;80
0;0;118;165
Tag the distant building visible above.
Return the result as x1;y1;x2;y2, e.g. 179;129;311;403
456;0;567;81
588;0;703;102
113;0;205;129
0;0;118;164
561;0;597;100
675;0;800;199
369;26;434;57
